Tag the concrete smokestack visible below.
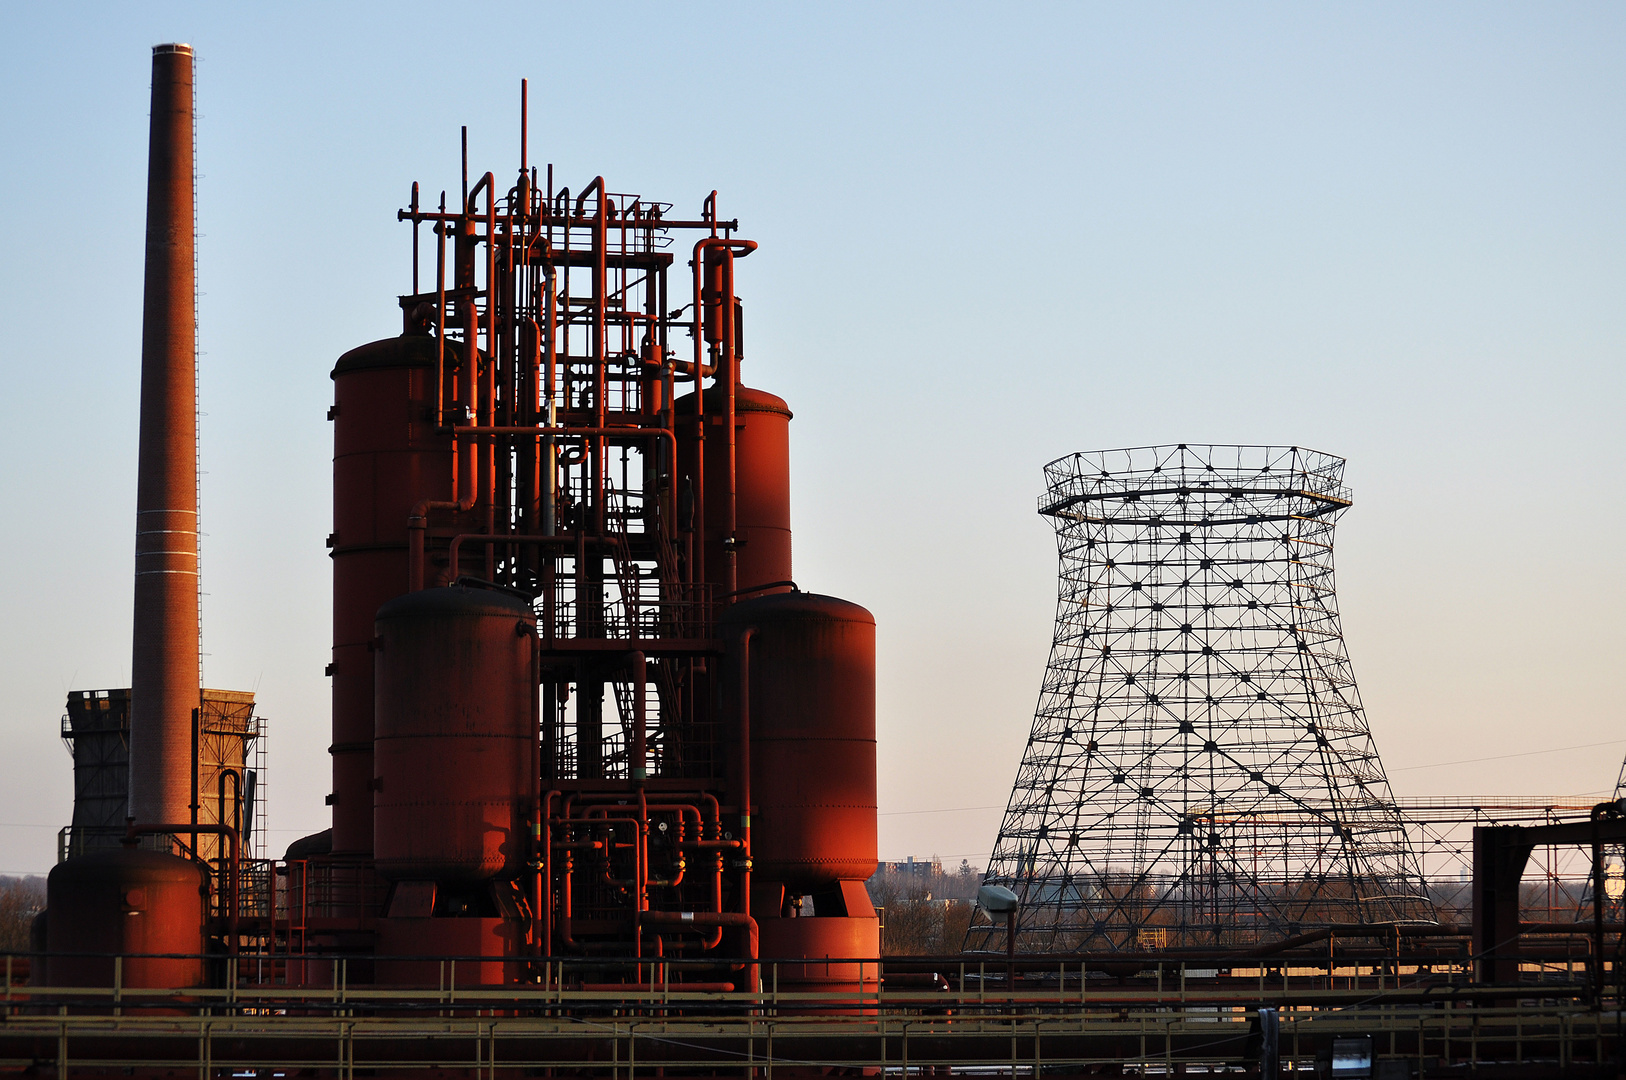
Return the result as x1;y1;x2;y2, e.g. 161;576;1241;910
129;43;199;827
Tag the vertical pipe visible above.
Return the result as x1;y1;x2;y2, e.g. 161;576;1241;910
189;707;200;831
543;266;557;536
630;652;647;782
591;182;607;533
737;628;752;898
130;43;201;829
736;627;758;992
721;249;738;598
481;186;497;578
1593;809;1606;999
689;230;709;589
410;182;420;297
436;192;447;424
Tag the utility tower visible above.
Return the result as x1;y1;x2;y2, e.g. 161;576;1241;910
967;445;1433;952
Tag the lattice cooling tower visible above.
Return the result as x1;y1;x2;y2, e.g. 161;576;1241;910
967;445;1434;952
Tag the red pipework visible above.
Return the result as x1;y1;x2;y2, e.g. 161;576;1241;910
301;106;876;988
736;626;755;936
452;425;677;467
630;651;647;781
408;174;498;591
574;177;608;532
536;789;559;957
436;195;448;423
408;468;476;592
81;68;906;1000
690;236;757;597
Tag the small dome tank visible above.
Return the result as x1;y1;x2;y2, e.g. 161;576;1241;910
719;591;877;891
373;585;537;881
45;848;206;989
674;385;792;598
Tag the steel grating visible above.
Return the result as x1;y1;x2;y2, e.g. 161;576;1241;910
967;444;1434;952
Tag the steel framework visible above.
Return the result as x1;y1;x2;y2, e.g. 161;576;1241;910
968;444;1434;952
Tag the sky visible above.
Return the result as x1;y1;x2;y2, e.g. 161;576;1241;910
0;3;1621;875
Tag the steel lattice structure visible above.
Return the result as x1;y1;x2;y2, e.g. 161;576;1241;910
968;445;1434;952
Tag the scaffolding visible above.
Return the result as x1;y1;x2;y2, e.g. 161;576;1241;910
58;688;265;863
969;445;1433;952
1394;796;1599;926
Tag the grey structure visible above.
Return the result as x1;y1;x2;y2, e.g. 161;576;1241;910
967;445;1433;952
60;688;264;863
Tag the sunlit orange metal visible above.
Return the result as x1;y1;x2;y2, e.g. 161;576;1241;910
675;385;792;600
372;586;536;882
44;848;207;992
91;69;880;998
129;43;200;829
329;333;455;854
721;592;878;890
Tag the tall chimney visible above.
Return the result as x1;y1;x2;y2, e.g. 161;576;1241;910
129;43;199;827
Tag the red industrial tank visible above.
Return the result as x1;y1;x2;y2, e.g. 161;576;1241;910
375;908;526;987
719;591;877;891
330;333;456;855
373;585;536;881
674;385;791;598
45;849;206;990
759;913;880;1011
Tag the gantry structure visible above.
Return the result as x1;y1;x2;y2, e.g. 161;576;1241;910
968;444;1434;952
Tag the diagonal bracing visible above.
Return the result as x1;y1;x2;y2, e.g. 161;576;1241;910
967;444;1434;952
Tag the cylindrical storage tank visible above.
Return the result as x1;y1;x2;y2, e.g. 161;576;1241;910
758;916;880;1013
330;334;457;855
45;849;206;990
375;915;524;987
374;586;536;881
718;592;877;891
674;385;791;598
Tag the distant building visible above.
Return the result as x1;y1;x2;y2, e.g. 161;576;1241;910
876;856;944;877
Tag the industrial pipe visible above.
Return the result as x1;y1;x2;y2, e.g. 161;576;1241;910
574;177;608;533
639;911;759;979
543;266;558;536
217;769;241;841
735;625;757;989
408;472;478;592
452;425;677;466
408;206;483;591
630;651;647;782
691;236;756;598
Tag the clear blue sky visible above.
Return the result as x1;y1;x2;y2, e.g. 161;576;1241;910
0;3;1622;874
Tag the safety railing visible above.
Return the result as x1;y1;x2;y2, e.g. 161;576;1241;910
0;955;1617;1077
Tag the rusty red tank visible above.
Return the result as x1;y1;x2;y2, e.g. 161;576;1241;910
758;905;880;1010
375;897;526;987
719;591;877;890
373;585;536;882
45;849;206;990
675;385;792;598
329;333;456;855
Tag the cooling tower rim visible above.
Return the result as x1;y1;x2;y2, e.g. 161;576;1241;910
1041;444;1351;515
1045;443;1345;476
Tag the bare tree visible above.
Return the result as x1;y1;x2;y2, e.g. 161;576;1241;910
0;877;46;952
867;859;981;956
